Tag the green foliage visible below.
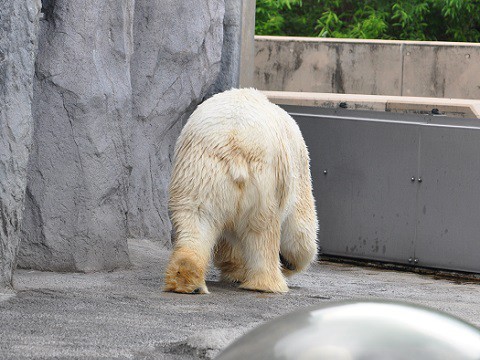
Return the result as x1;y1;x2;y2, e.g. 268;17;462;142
255;0;480;42
255;0;303;35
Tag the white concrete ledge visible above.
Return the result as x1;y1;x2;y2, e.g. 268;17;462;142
256;35;480;47
263;90;480;118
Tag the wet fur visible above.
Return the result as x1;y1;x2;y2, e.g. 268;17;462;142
164;88;318;294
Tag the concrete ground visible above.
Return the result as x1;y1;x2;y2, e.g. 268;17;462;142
1;239;480;359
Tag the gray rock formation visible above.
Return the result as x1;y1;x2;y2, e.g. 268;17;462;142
18;0;227;271
127;0;225;245
208;0;242;95
207;0;256;94
0;1;40;290
19;1;134;272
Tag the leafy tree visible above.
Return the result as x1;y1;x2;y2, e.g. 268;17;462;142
255;0;480;42
255;0;302;35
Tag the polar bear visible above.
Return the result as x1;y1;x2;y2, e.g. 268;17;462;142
164;88;318;294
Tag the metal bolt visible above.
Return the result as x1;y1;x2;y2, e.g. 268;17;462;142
418;177;423;183
411;177;415;182
406;51;411;56
466;54;471;59
323;170;328;175
408;258;413;263
414;258;419;264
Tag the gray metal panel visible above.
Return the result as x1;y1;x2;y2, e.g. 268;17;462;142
283;105;480;273
291;110;419;265
415;125;480;272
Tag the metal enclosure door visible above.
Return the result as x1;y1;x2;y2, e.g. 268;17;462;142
291;110;419;265
415;124;480;272
286;105;480;273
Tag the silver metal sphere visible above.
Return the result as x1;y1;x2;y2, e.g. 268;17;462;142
217;300;480;360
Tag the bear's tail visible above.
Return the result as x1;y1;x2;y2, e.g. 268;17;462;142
228;156;249;184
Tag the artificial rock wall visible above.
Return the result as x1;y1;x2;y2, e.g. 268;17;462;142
15;0;231;273
127;0;224;245
0;1;40;290
19;1;135;272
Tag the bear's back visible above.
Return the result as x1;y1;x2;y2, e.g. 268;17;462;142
179;88;304;164
170;88;309;224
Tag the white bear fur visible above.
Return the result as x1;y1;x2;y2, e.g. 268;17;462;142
164;88;318;294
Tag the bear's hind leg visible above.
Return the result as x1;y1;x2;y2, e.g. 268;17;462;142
280;202;318;277
164;215;219;294
239;222;288;293
214;236;247;283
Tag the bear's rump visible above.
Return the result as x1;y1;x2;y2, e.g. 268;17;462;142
202;150;291;236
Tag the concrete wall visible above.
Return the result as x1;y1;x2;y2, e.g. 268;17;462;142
255;36;480;100
239;0;256;87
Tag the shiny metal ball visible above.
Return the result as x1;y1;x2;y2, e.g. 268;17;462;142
217;300;480;360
